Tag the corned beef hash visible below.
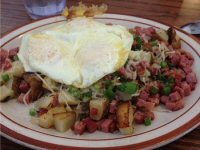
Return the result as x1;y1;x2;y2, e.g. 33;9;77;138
0;18;197;135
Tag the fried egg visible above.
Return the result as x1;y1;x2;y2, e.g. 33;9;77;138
18;18;133;88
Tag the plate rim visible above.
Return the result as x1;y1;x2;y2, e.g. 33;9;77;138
0;13;200;149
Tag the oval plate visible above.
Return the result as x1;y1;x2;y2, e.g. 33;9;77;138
0;14;200;150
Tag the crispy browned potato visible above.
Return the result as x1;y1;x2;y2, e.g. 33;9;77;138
53;112;76;132
89;98;108;121
167;27;181;49
39;113;54;129
48;106;66;115
116;101;135;134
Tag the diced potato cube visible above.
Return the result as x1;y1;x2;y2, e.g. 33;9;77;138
53;112;76;132
117;101;135;134
89;98;108;121
48;106;66;115
58;90;80;105
0;85;14;102
156;29;169;42
39;113;54;128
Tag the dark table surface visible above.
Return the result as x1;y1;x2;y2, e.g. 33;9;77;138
1;0;200;149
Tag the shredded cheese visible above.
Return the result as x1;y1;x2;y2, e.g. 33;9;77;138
35;73;55;93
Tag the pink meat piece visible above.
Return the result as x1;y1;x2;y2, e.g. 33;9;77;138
189;83;196;91
134;111;145;124
83;118;98;133
109;100;118;113
9;47;19;58
183;66;192;74
174;86;184;98
170;52;181;65
19;80;30;93
0;49;9;63
147;97;160;106
181;82;191;96
1;58;12;70
160;96;170;104
96;119;105;130
74;121;87;135
149;66;160;76
139;90;149;101
136;99;155;111
179;55;192;68
101;119;114;133
165;100;184;111
169;91;181;102
186;72;197;84
118;67;126;76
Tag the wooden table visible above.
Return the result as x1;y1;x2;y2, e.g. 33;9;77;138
1;0;200;149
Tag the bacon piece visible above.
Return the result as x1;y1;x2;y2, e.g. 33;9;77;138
83;118;98;133
136;99;155;111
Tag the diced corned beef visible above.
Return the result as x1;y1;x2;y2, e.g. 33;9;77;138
19;80;30;93
160;96;170;104
144;27;156;36
147;97;160;106
186;72;197;84
134;111;145;124
74;121;87;135
165;100;184;111
96;119;105;130
136;99;155;111
90;108;98;115
139;90;149;101
183;66;192;74
174;69;185;81
118;67;126;76
109;121;117;133
144;111;155;120
9;47;19;58
38;108;48;116
179;55;192;68
181;82;191;96
189;83;196;91
135;26;143;35
170;52;181;65
109;100;118;113
169;91;181;102
174;86;184;98
83;118;98;133
2;58;12;70
17;93;30;104
0;49;9;62
108;114;117;121
101;119;114;133
150;66;160;76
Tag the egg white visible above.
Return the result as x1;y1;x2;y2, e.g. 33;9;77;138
18;18;133;88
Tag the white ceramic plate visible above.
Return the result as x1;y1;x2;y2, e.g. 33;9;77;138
0;14;200;150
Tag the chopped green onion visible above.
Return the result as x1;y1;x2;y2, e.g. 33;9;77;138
82;91;92;101
157;73;167;82
162;86;172;96
133;36;143;50
167;62;175;68
118;82;138;94
68;86;81;99
13;55;19;61
104;86;115;100
150;86;159;95
29;108;37;116
1;74;10;82
144;117;152;126
160;61;168;68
